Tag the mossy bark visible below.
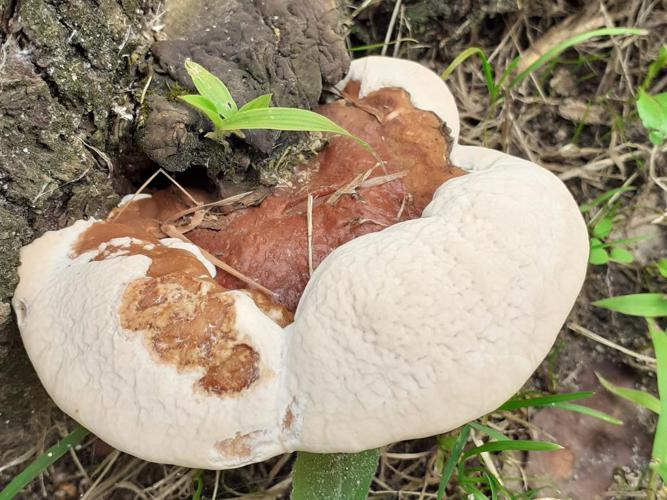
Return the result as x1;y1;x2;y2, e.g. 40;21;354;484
0;0;155;457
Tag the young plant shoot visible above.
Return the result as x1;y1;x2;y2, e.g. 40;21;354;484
179;59;372;151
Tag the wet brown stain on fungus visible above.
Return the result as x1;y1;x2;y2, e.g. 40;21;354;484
120;274;260;396
214;432;257;459
73;208;267;396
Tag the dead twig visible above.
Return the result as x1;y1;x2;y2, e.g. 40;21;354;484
307;194;314;276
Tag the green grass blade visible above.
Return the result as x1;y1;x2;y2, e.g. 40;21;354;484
440;47;497;101
549;402;623;425
496;56;520;90
641;46;667;91
462;440;562;461
437;425;471;500
508;28;648;91
239;93;273;111
498;391;593;411
593;293;667;317
179;94;224;129
486;472;498;500
597;373;660;414
184;59;238;117
649;320;667;481
579;187;635;213
0;425;89;500
218;108;371;150
291;449;379;500
468;422;510;441
191;470;203;500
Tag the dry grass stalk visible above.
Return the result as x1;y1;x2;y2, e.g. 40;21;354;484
307;194;314;276
112;168;202;222
161;223;277;297
327;168;405;205
166;189;268;224
569;322;657;367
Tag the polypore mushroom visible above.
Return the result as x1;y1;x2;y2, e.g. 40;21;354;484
12;56;588;469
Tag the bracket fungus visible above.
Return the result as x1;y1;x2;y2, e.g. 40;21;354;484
13;57;588;469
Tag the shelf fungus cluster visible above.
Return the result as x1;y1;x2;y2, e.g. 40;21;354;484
13;57;588;469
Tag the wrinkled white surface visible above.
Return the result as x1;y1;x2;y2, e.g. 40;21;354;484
287;150;587;451
13;56;588;467
336;55;460;143
13;221;290;468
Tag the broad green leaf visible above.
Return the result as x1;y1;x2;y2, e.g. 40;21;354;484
179;94;224;129
650;130;666;145
0;425;89;500
637;89;667;145
461;440;562;460
597;373;660;414
437;425;470;500
593;293;667;317
468;422;510;441
589;246;609;265
609;247;634;264
239;93;273;111
498;391;593;411
657;258;667;278
549;402;622;425
218;108;371;151
592;216;614;238
291;449;379;500
579;187;635;213
509;28;648;91
184;59;238;117
649;320;667;481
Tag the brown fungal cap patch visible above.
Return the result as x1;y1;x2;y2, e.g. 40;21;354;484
120;274;260;396
187;85;466;311
214;432;260;460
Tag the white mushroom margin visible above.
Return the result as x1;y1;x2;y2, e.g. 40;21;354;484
13;56;589;468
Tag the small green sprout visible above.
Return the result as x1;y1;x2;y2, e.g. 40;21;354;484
580;187;638;266
637;89;667;145
179;60;372;152
637;46;667;145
